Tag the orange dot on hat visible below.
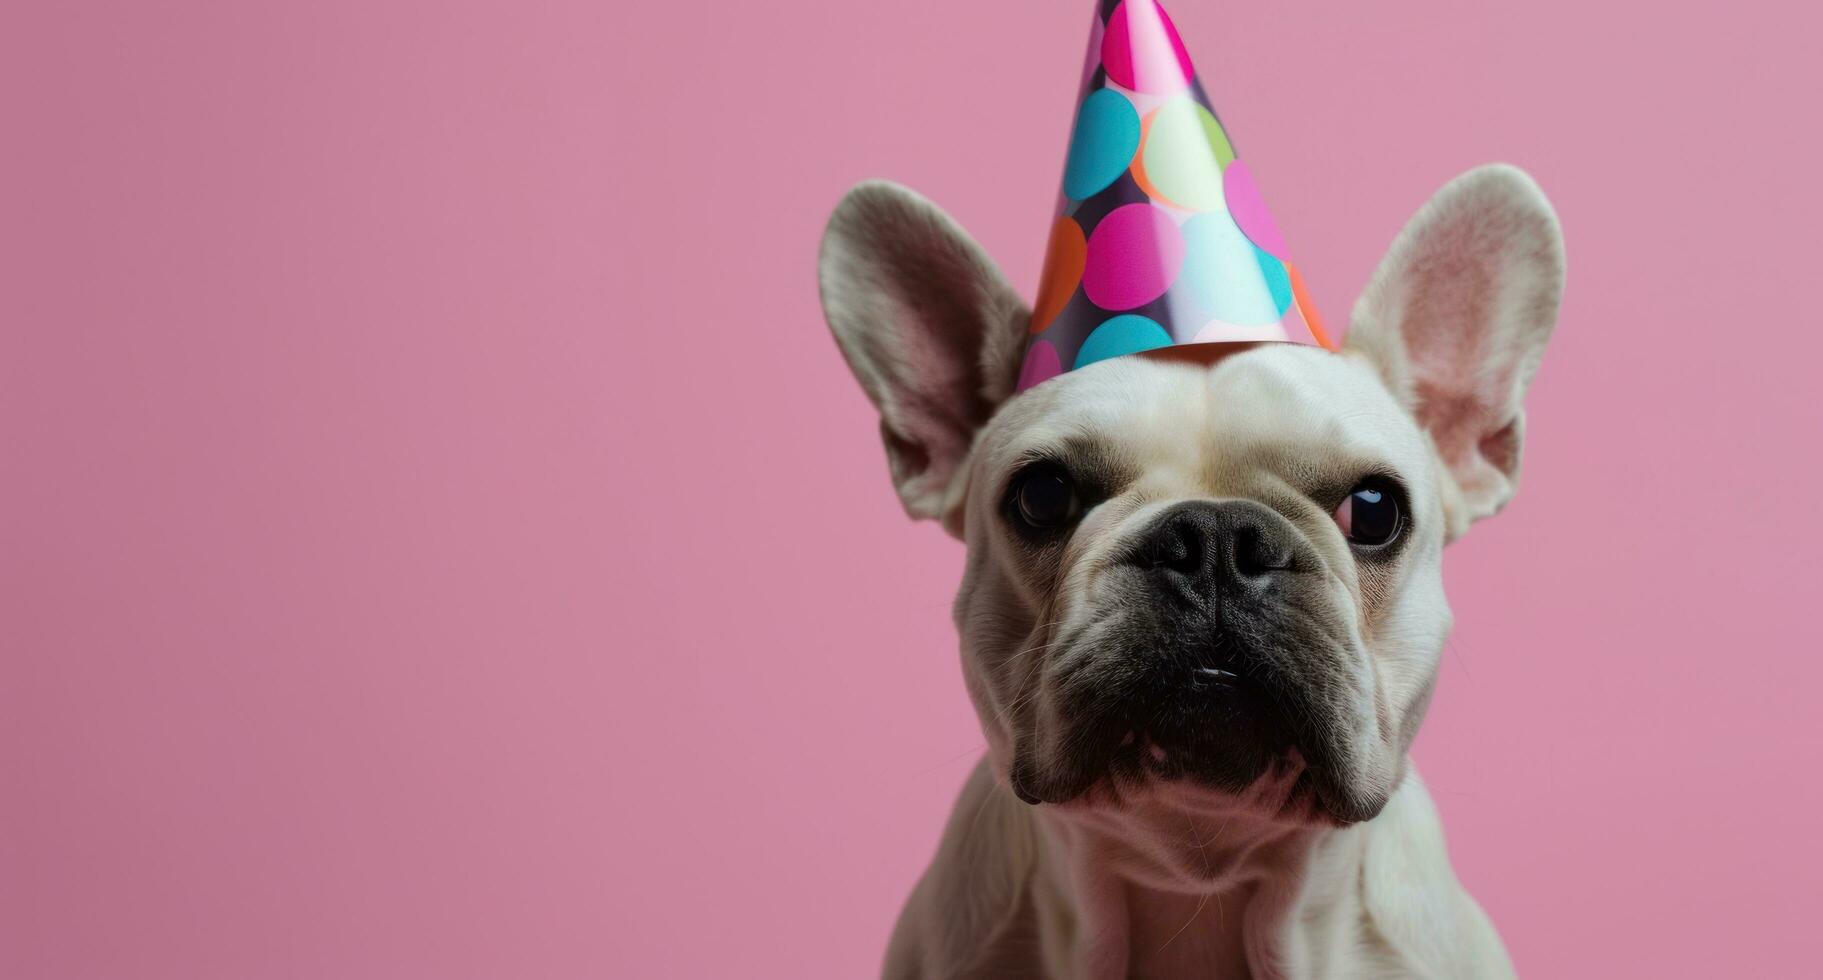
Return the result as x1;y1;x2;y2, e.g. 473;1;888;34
1031;217;1087;334
1287;264;1335;350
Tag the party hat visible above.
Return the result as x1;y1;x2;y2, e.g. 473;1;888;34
1017;0;1333;392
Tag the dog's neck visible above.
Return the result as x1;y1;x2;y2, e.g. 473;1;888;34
1026;796;1363;979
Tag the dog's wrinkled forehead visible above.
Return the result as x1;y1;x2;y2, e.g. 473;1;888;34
974;345;1433;508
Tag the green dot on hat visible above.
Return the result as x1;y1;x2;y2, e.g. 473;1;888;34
1140;96;1234;211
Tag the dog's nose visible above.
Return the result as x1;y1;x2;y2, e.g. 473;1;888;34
1131;500;1298;601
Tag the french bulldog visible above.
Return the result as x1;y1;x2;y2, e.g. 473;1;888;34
818;164;1564;979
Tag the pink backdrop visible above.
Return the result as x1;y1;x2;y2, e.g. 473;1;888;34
4;1;1819;977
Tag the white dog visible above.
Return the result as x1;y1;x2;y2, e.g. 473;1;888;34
819;164;1564;979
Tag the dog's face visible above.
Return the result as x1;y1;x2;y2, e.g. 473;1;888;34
820;166;1563;828
959;346;1447;822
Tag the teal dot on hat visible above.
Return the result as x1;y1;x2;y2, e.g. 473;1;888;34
1178;211;1282;326
1254;244;1293;316
1075;314;1172;369
1064;89;1141;201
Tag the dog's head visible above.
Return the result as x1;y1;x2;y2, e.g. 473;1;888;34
819;166;1563;827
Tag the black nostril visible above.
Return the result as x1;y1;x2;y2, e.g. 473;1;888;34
1231;525;1270;578
1132;500;1298;588
1150;520;1204;576
1232;522;1295;578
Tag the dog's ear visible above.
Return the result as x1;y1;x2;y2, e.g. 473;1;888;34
1346;164;1566;541
818;181;1031;535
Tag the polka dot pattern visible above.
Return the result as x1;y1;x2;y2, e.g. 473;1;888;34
1018;340;1063;391
1064;89;1141;201
1082;203;1184;310
1076;315;1173;369
1067;170;1151;235
1032;217;1087;333
1255;246;1294;317
1017;0;1328;391
1139;97;1233;211
1288;264;1335;350
1101;1;1194;93
1223;161;1287;258
1179;212;1281;326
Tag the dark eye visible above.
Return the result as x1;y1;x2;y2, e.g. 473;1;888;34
1012;466;1080;530
1334;479;1401;547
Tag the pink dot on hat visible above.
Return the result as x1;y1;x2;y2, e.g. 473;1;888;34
1102;0;1195;93
1082;203;1186;311
1016;340;1063;392
1223;160;1288;258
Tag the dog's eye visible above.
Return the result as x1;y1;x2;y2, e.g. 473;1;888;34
1335;480;1400;547
1012;466;1080;530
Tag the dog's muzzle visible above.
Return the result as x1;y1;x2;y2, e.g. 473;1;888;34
1014;499;1354;808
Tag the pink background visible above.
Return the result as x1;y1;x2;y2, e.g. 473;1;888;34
3;1;1819;977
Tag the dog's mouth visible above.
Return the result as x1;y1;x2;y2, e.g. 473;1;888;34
1012;654;1291;800
1009;628;1378;824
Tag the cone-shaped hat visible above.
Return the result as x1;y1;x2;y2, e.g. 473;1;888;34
1017;0;1333;392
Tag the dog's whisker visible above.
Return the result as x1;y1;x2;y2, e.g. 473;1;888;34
1157;810;1222;953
